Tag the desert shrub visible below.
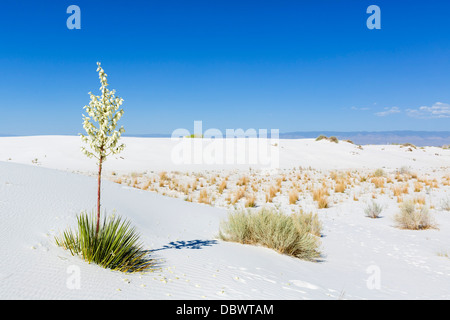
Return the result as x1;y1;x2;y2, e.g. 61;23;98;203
219;208;321;260
401;143;416;149
398;166;411;175
364;200;383;218
55;211;153;273
328;136;339;143
292;211;322;237
441;197;450;211
374;168;385;177
394;200;436;230
315;135;338;143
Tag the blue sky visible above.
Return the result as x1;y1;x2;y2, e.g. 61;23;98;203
1;0;450;135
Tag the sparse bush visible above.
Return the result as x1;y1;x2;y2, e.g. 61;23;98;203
374;168;385;177
292;211;322;237
401;143;416;149
364;200;383;219
55;211;153;273
328;136;339;143
394;200;436;230
219;208;321;260
441;197;450;211
315;135;328;141
399;166;411;175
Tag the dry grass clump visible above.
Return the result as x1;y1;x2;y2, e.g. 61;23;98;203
413;181;423;192
218;180;227;194
393;183;409;197
312;187;329;209
334;180;346;193
288;188;299;204
394;200;436;230
219;208;321;260
245;193;257;208
413;195;426;205
232;187;246;205
265;185;279;203
371;177;385;189
198;189;211;204
236;176;249;186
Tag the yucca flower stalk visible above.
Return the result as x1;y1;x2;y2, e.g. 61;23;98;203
80;62;125;234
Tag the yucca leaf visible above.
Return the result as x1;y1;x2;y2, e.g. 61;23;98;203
55;211;153;273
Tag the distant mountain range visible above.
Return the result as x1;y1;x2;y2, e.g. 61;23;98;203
278;131;450;147
2;131;450;146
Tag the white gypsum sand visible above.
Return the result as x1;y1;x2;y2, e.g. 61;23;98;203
0;136;450;299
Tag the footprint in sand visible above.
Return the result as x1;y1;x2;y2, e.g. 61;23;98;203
290;280;319;290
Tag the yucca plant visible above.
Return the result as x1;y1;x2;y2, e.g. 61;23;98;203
80;62;125;235
55;211;153;273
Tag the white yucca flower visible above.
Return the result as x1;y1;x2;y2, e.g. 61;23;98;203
80;62;125;162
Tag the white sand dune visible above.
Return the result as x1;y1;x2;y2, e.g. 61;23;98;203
0;135;449;173
1;136;450;299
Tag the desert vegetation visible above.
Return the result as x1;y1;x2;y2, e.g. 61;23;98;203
394;200;436;230
55;211;153;272
219;207;322;261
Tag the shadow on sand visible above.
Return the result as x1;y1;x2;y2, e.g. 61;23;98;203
148;239;218;253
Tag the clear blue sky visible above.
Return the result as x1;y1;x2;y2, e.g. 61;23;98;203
1;0;449;135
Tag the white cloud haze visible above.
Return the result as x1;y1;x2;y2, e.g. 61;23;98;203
406;102;450;119
375;106;401;117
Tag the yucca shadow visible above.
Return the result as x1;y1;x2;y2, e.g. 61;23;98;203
149;239;218;252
